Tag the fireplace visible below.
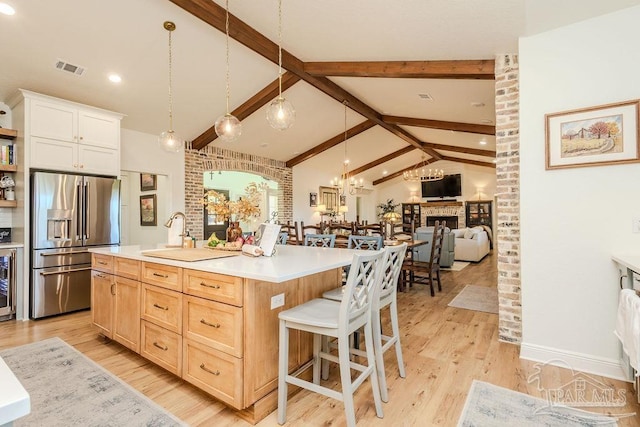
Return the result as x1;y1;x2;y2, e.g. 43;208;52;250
426;216;458;229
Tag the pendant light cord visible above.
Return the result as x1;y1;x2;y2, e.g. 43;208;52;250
277;0;283;97
225;0;231;114
343;100;348;187
168;25;174;132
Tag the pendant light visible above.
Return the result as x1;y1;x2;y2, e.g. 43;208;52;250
159;21;183;153
214;0;242;142
266;0;295;130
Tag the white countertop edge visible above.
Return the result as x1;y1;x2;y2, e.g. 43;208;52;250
612;253;640;272
89;244;367;283
0;356;30;424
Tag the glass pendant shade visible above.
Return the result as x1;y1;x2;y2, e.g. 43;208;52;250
266;96;295;130
215;113;242;142
159;130;182;153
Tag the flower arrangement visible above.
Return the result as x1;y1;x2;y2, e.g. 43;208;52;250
203;182;268;222
376;198;400;220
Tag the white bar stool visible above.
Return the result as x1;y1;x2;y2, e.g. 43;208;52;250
277;250;386;427
322;243;408;402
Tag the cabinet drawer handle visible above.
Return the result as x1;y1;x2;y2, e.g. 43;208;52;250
199;364;220;376
200;282;220;289
153;342;168;351
110;284;115;296
98;261;108;265
200;319;220;328
153;303;169;311
153;272;169;278
95;273;108;279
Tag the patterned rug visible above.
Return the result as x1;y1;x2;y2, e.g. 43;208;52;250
458;380;619;426
448;285;498;314
0;337;186;426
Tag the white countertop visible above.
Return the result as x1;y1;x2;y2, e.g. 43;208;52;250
0;356;30;425
612;253;640;272
89;244;369;283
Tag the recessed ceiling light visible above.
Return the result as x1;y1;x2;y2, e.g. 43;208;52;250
0;3;15;15
382;170;388;175
418;93;433;101
108;74;122;83
479;140;487;146
471;102;485;108
259;143;268;148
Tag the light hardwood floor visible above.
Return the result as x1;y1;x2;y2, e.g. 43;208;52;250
1;252;638;426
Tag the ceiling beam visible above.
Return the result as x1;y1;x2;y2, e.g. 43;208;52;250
382;115;495;135
372;158;439;186
169;0;441;159
347;146;415;176
191;72;300;150
285;120;375;168
440;155;496;168
304;60;495;79
422;142;495;157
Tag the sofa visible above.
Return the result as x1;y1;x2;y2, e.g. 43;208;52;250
412;226;455;267
451;226;490;262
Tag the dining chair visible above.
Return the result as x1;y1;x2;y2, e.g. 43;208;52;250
300;221;325;236
321;243;407;402
278;221;301;245
277;232;288;245
402;220;445;296
303;233;336;248
277;250;385;427
347;235;383;250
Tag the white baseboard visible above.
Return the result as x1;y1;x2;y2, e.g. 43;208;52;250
520;342;632;382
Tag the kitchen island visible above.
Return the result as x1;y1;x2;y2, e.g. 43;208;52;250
89;244;360;424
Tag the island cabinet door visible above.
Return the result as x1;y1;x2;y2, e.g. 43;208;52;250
91;269;114;338
113;276;141;353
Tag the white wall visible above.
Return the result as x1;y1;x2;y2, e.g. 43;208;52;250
120;128;185;244
519;6;640;379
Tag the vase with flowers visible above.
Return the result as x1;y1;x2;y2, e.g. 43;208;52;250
203;182;268;242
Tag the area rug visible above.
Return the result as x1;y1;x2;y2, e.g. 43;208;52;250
458;380;619;426
448;284;498;314
0;337;186;426
441;261;470;271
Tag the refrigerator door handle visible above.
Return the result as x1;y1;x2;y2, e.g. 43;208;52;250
39;267;92;276
76;182;82;240
84;181;90;240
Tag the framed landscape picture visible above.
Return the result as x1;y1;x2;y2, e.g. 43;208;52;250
140;173;157;191
140;194;157;226
545;100;640;170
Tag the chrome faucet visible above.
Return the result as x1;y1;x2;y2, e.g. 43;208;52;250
164;211;187;237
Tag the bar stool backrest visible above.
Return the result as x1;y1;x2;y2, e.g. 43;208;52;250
339;250;385;331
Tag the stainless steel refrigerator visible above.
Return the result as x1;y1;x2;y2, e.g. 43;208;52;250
30;171;120;319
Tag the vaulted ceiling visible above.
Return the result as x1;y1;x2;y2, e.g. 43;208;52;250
1;0;637;185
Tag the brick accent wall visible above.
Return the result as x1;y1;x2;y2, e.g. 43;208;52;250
495;54;521;343
184;143;293;239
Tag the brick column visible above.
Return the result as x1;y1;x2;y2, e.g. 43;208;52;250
495;54;522;343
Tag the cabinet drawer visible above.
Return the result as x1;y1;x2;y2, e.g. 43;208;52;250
141;283;182;333
141;320;182;376
141;262;182;291
183;269;243;306
183;295;243;358
92;254;113;274
182;339;243;409
114;257;140;280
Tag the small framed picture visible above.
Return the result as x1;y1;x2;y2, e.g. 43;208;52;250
140;194;157;226
140;173;157;191
309;192;318;207
339;194;346;206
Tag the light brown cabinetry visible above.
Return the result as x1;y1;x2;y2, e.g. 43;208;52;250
91;254;341;423
91;269;114;337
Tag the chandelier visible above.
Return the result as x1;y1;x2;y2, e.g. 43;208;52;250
403;156;444;182
329;101;365;196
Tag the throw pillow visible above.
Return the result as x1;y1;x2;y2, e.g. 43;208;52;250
453;228;466;238
464;228;475;239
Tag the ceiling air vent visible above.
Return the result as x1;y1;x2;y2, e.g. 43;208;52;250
54;59;86;76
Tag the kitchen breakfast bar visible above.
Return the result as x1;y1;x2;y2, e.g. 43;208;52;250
89;244;362;424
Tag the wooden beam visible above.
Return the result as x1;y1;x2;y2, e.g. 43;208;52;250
304;60;495;79
191;72;300;150
440;155;496;168
285;120;375;168
347;146;416;176
372;158;438;186
170;0;441;159
422;142;495;157
382;115;495;135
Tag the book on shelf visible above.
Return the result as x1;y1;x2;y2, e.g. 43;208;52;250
0;144;16;166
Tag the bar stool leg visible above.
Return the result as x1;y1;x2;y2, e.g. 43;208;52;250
277;320;289;425
391;300;406;378
338;335;358;427
364;321;384;418
313;333;322;384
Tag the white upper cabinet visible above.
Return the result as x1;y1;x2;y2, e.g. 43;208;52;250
18;90;124;176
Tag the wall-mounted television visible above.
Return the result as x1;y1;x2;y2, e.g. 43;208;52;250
421;174;462;198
